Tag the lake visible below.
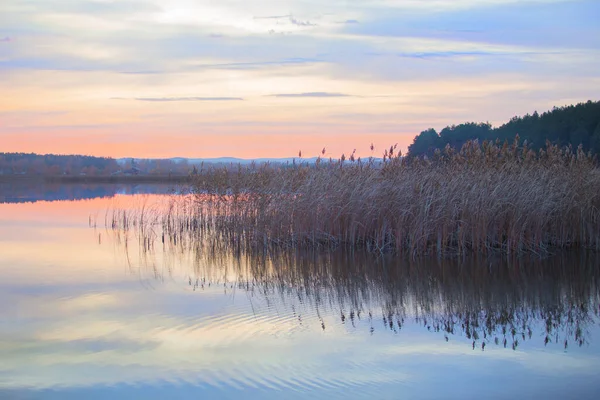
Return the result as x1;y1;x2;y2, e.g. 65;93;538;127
1;184;599;399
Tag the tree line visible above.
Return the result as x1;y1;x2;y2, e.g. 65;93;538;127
0;153;120;176
0;153;195;176
408;100;600;157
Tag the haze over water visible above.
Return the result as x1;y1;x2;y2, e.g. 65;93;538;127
1;185;600;399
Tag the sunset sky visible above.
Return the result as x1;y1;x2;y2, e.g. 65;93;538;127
1;0;599;158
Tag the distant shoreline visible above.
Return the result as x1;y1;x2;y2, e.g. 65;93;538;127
0;175;191;184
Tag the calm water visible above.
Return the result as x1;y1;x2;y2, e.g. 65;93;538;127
1;184;600;399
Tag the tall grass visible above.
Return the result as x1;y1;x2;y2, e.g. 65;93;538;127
184;137;600;256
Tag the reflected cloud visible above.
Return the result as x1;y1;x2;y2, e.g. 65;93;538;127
1;194;600;396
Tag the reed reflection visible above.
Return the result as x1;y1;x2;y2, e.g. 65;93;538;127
107;212;600;352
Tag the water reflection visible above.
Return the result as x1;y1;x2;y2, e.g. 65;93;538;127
1;192;600;399
127;233;600;352
0;182;182;203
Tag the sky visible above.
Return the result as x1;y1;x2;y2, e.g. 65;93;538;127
0;0;599;158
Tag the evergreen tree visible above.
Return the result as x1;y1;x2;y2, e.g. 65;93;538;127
591;122;600;155
407;101;600;157
407;128;441;157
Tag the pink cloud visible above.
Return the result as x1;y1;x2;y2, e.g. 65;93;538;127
0;36;12;43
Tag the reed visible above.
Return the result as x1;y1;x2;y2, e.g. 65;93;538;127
108;137;600;257
182;138;600;256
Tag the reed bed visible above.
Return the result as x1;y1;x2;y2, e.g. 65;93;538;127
109;137;600;257
183;138;600;256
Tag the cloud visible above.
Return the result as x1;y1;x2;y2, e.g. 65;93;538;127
0;110;68;118
192;57;321;70
397;50;497;59
254;14;316;27
133;97;244;102
119;57;320;74
1;123;123;133
342;0;600;49
289;16;316;27
119;70;163;75
268;92;352;98
11;0;161;17
0;37;11;42
253;15;291;20
341;20;360;24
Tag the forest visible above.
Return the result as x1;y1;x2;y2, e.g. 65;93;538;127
0;153;120;176
0;153;194;177
408;100;600;157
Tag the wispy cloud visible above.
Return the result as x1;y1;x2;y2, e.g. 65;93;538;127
12;0;161;17
2;123;122;132
289;16;316;27
341;20;360;24
268;92;351;98
0;37;11;43
254;14;316;27
253;15;291;20
397;50;496;59
133;97;244;102
192;58;321;70
0;110;68;117
119;70;163;75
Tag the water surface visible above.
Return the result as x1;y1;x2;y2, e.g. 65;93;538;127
1;185;599;399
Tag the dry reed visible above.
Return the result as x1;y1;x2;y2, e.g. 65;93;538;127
108;137;600;257
182;137;600;256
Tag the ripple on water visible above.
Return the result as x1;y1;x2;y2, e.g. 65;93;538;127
4;194;600;399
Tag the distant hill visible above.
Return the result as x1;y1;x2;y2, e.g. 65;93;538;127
408;100;600;157
118;157;321;165
1;152;333;179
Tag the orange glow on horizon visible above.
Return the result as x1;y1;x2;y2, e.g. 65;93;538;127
2;1;598;160
0;131;416;159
